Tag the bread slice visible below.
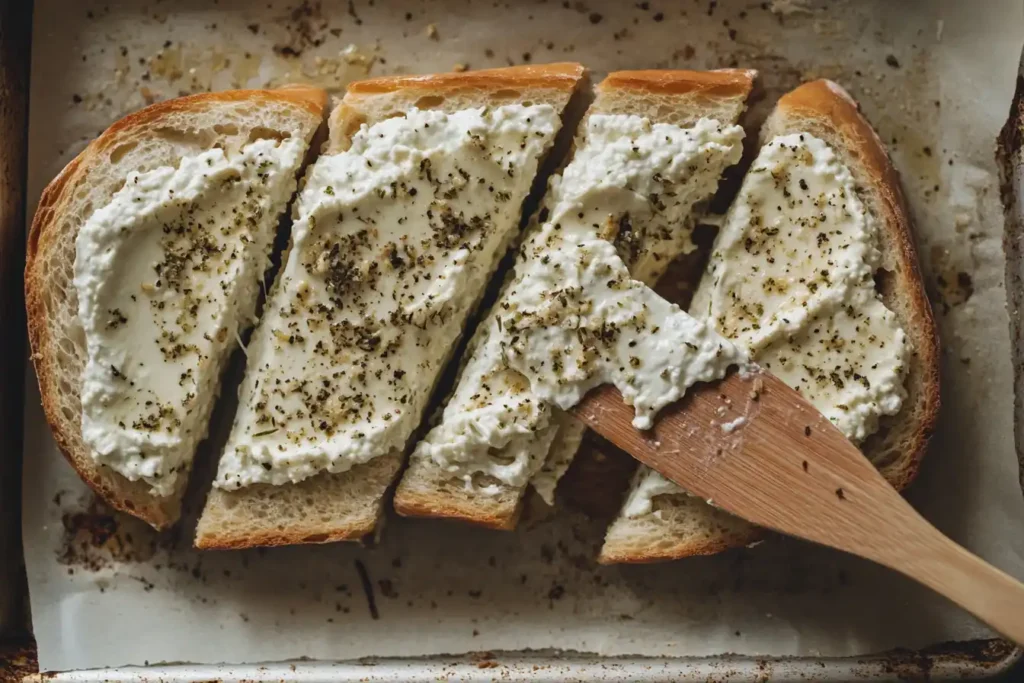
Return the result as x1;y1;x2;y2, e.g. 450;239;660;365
194;64;586;549
393;70;757;530
25;87;328;529
600;79;941;563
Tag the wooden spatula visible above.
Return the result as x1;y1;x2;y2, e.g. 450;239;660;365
571;366;1024;645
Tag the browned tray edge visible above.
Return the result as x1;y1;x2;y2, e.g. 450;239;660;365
0;0;33;658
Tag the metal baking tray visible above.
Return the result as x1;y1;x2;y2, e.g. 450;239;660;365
5;0;1024;679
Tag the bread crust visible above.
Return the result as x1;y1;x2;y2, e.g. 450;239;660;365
599;527;762;565
393;487;522;531
346;63;586;96
598;69;757;97
26;88;327;529
599;79;940;563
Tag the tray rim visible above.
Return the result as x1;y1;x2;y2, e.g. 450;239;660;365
6;640;1023;683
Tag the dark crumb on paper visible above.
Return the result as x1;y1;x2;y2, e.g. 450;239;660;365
58;496;163;570
540;543;555;562
347;0;363;25
835;487;846;500
804;425;811;436
355;559;379;619
589;12;603;23
802;460;809;472
471;651;499;669
548;584;565;602
378;579;397;598
886;54;900;68
270;0;335;58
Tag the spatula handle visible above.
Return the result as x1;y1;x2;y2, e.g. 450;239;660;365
873;519;1024;645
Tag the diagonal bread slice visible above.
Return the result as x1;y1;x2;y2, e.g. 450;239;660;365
600;79;941;563
393;70;757;530
26;87;328;529
195;64;586;549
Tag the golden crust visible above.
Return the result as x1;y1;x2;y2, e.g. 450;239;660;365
346;63;586;96
25;87;328;530
599;521;764;565
393;489;521;531
195;519;375;550
599;68;757;98
86;87;327;158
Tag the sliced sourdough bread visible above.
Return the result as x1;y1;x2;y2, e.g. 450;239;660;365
600;79;940;564
195;64;586;549
26;87;328;529
393;69;757;530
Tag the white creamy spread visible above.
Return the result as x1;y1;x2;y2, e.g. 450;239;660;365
623;131;910;518
213;104;560;489
529;413;584;504
499;225;741;427
622;469;679;517
75;137;307;496
411;114;745;493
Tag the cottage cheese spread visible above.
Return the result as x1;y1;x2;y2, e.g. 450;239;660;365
623;132;910;518
213;104;560;489
75;137;307;497
411;114;745;493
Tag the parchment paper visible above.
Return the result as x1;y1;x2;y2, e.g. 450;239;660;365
22;0;1024;673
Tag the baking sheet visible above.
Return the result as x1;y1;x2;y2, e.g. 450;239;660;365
21;0;1024;673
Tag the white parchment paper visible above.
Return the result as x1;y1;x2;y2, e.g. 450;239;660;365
22;0;1024;673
